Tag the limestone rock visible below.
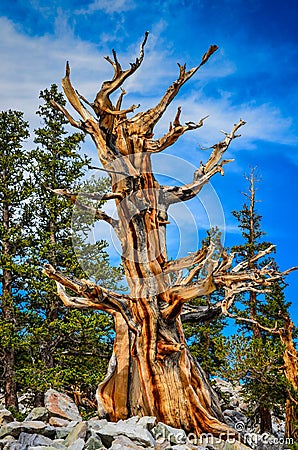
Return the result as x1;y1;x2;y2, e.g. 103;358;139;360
0;405;14;424
0;420;50;439
49;417;71;427
152;422;187;445
87;418;108;432
0;434;17;449
138;416;157;431
25;407;48;422
67;438;85;450
64;421;87;447
84;433;105;450
97;419;156;447
18;431;54;447
28;447;67;450
55;425;77;440
45;389;82;422
110;435;144;449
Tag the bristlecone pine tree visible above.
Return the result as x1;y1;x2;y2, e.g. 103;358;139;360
43;34;296;436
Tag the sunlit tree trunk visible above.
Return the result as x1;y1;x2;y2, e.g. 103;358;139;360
43;34;294;437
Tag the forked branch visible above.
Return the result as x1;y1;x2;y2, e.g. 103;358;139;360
48;188;122;202
92;32;148;118
145;110;209;153
163;119;246;205
43;264;138;333
162;244;296;322
46;187;120;232
62;62;96;123
127;45;218;136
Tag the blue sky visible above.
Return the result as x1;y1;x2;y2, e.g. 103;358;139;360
1;0;298;323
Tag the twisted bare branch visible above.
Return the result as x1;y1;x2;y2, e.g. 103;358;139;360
127;45;218;136
163;119;245;205
43;264;138;334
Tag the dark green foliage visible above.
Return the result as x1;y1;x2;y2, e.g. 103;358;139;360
223;334;287;420
226;169;296;432
185;229;229;378
17;85;120;406
0;110;31;408
0;87;123;410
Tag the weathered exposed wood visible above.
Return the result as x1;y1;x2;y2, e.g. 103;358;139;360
43;35;295;438
181;303;222;323
46;186;120;232
126;45;218;136
144;113;209;153
42;264;138;334
163;120;245;205
48;188;122;202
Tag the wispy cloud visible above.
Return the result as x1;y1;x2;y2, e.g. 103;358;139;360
0;15;296;163
76;0;136;15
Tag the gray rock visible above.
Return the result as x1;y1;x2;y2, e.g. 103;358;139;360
25;407;48;422
138;416;157;431
64;422;87;447
110;435;145;449
9;443;23;450
84;434;105;450
67;438;85;450
28;447;66;450
171;446;206;450
271;415;285;438
18;431;54;446
0;434;17;450
0;422;19;439
98;420;156;448
52;440;69;450
223;409;247;424
0;420;50;438
55;426;75;440
87;418;108;432
151;422;187;445
49;417;71;427
0;405;15;424
45;389;82;422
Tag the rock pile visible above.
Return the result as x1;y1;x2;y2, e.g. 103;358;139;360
0;389;290;450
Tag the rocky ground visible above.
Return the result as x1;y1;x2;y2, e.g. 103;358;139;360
0;383;293;450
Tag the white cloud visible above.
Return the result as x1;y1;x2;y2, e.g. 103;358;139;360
76;0;136;15
0;17;111;129
0;15;295;162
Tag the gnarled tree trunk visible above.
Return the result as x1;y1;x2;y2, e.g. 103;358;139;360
279;316;298;439
43;34;294;437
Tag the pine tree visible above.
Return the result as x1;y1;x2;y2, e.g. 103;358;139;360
18;85;121;407
0;110;31;410
41;35;293;436
228;168;296;434
183;230;228;379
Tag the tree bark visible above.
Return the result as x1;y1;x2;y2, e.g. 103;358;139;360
279;316;298;439
259;404;272;434
44;35;293;438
